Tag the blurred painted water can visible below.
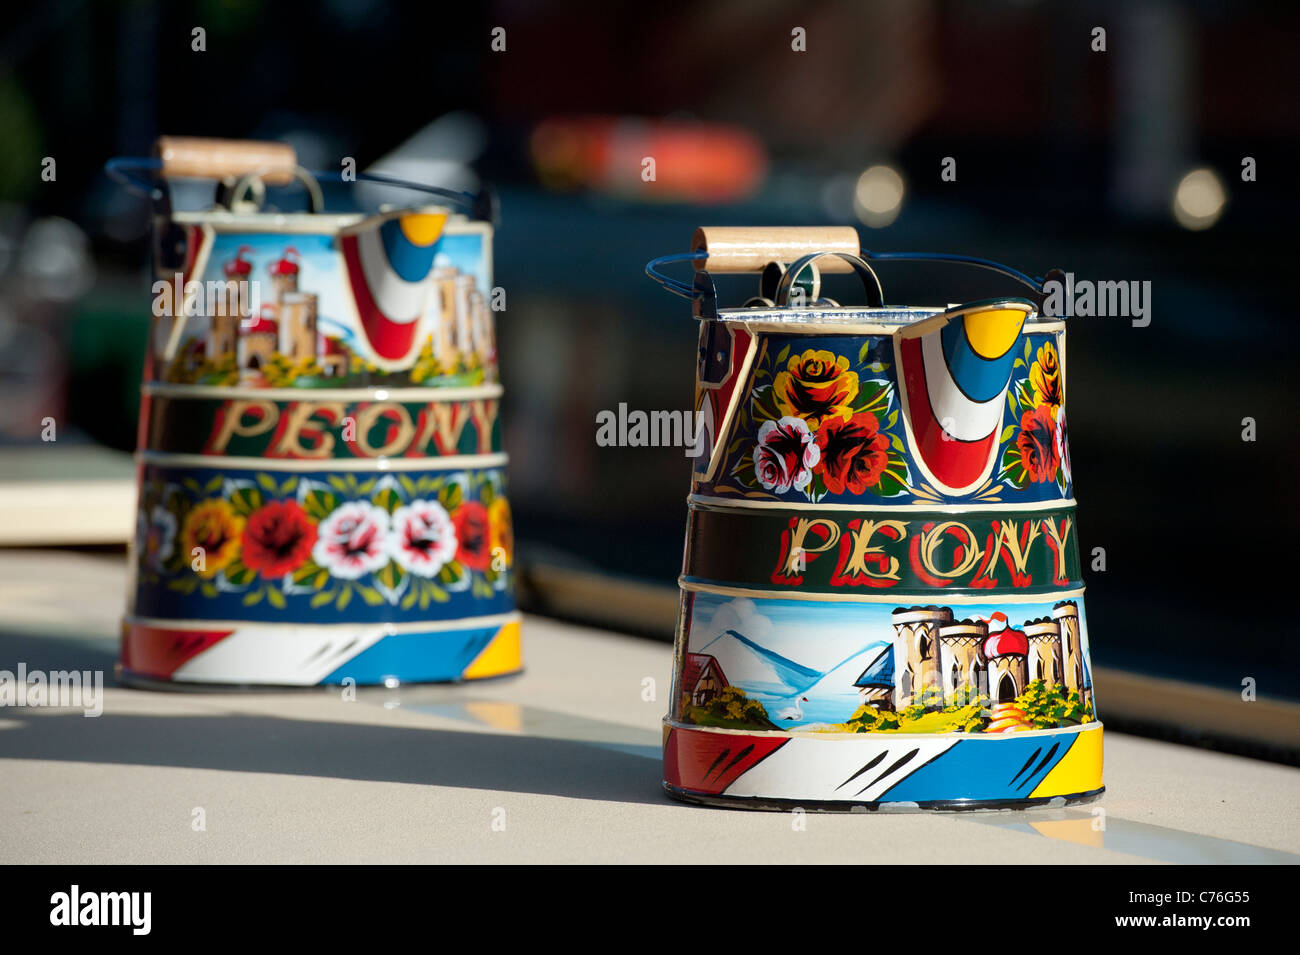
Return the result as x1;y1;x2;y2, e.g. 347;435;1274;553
648;227;1101;810
111;137;519;687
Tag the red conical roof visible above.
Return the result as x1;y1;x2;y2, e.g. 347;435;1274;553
224;245;254;277
269;247;300;276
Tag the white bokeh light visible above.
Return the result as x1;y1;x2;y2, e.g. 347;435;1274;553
1172;167;1227;231
853;165;906;228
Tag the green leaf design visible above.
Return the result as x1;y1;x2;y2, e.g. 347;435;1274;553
200;581;218;598
438;482;464;512
776;344;790;366
357;585;385;606
229;487;262;517
808;471;827;503
371;487;401;514
752;385;781;423
242;590;264;607
858;342;871;365
999;424;1017;444
291;560;322;585
336;587;352;611
401;590;417;610
226;563;257;587
266;587;286;609
302;489;337;521
732;449;757;488
311;590;335;609
328;476;349;494
874;471;906;497
258;474;279;494
203;475;223;494
399;475;417;497
999;442;1028;488
855;380;891;417
279;476;296;496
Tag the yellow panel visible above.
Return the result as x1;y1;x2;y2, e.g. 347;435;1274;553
1030;724;1104;798
962;307;1027;359
399;213;448;246
462;621;522;680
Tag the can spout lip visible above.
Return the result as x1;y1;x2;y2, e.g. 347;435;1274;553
648;235;1054;316
706;298;1041;330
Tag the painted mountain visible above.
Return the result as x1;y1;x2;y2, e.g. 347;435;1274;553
695;631;894;728
696;630;820;700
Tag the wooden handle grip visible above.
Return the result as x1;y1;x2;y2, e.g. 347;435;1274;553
691;226;860;273
154;136;297;186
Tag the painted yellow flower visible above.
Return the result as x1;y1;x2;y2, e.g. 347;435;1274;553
180;499;245;579
488;497;513;568
1029;341;1063;409
772;349;859;428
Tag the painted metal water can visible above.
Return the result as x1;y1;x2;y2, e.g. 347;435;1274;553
111;137;520;687
648;227;1102;810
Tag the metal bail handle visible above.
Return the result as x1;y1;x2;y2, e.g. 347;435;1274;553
106;135;494;223
774;251;883;307
646;227;1056;313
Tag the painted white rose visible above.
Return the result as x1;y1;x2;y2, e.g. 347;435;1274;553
387;499;458;578
312;501;391;580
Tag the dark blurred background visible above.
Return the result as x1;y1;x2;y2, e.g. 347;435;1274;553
1;1;1297;709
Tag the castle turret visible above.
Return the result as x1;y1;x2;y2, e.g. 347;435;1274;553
1023;617;1064;686
279;292;318;361
891;606;953;707
454;274;476;359
1052;600;1088;708
470;289;494;367
209;246;253;360
268;247;300;301
937;619;989;706
431;266;459;364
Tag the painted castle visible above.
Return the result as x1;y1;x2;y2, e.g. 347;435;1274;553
854;601;1092;710
195;245;494;377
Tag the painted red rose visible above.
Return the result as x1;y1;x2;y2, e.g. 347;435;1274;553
452;501;491;571
1017;404;1061;483
813;411;890;494
241;500;317;577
